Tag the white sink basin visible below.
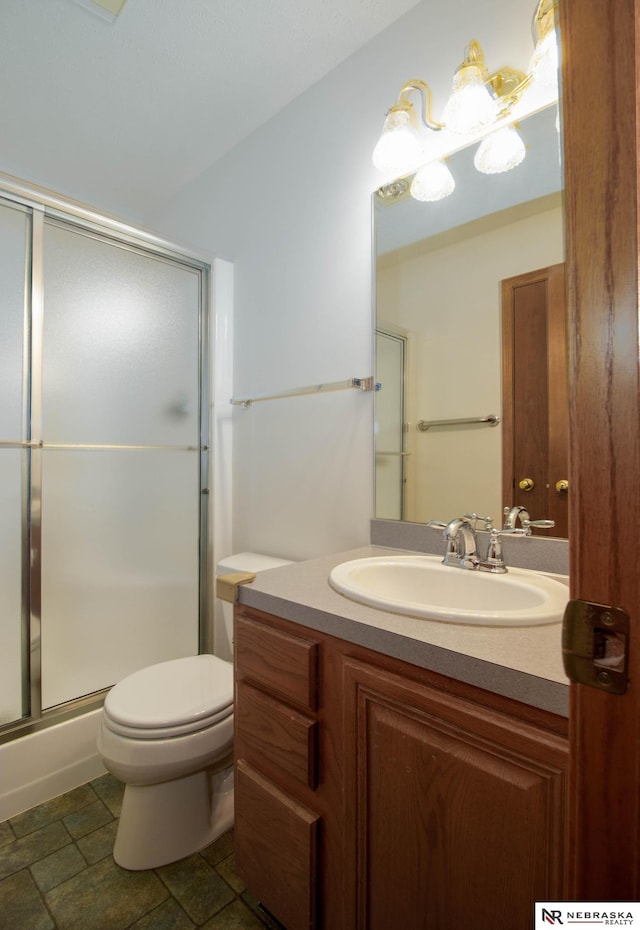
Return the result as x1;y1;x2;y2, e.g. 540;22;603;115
329;555;569;627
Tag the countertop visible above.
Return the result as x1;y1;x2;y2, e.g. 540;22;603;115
237;545;570;717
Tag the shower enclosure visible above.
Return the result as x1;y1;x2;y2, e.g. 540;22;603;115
0;184;210;739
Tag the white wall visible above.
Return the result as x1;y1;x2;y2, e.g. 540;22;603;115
378;204;564;524
146;0;544;561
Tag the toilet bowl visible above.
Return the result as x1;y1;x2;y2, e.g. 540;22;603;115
97;653;234;870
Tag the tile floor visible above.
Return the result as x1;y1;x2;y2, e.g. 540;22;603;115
0;774;283;930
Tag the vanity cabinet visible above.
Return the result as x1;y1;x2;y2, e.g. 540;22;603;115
233;611;323;930
234;605;568;930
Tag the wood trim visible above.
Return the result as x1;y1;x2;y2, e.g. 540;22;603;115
563;0;640;897
546;263;570;521
501;273;515;512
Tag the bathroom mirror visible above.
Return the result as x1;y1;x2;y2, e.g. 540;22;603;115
374;102;566;533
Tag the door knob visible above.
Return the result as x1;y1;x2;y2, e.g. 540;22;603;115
518;477;535;491
555;479;569;493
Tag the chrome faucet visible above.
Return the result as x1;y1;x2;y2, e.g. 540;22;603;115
503;506;555;535
429;513;530;573
442;516;480;570
503;505;530;529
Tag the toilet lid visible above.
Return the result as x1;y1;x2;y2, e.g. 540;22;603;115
104;654;233;738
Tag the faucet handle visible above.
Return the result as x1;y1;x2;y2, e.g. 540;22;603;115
427;520;447;530
463;513;494;531
480;525;527;573
522;518;555;532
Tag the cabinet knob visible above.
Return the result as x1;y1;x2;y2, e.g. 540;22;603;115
555;479;569;493
518;477;535;491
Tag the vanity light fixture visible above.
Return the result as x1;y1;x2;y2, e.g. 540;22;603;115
372;0;559;200
372;79;444;173
473;124;527;174
410;159;456;201
441;40;503;136
529;0;560;86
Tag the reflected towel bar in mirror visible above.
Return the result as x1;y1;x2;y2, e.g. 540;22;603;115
417;414;500;431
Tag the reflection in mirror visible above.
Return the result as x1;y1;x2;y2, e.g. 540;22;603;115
374;103;567;535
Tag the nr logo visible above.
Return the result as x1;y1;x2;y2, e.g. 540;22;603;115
541;909;563;925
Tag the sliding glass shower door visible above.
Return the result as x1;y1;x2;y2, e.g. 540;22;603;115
0;200;30;727
0;193;209;731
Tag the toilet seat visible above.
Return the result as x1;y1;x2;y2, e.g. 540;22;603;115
103;654;233;740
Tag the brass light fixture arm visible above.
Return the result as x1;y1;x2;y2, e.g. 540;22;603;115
533;0;559;43
457;39;491;80
392;78;445;132
489;69;531;119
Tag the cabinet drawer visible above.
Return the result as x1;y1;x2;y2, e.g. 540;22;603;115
237;682;318;789
235;612;318;712
235;759;319;930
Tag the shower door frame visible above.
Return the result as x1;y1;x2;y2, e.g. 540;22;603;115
0;177;212;743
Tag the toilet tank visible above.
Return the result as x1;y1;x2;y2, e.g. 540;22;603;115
214;552;293;661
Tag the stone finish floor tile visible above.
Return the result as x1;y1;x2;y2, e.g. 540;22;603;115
30;842;88;892
0;820;72;881
76;820;119;865
215;853;245;895
62;798;113;840
202;898;270;930
130;896;197;929
10;785;97;838
157;854;236;924
0;819;15;848
0;778;275;930
45;856;169;930
0;869;55;930
200;830;235;868
89;773;125;819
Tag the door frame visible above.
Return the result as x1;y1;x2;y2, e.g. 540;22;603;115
501;263;568;537
563;0;640;897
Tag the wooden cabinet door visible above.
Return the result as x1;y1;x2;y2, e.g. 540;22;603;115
502;263;569;537
343;658;568;930
235;760;320;930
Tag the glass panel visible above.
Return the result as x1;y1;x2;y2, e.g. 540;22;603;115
40;449;200;709
0;450;26;725
42;223;201;447
375;332;405;520
0;201;29;441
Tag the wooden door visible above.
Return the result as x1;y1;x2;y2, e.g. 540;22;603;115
501;263;569;537
562;0;640;898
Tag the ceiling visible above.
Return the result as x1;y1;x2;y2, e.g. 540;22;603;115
0;0;420;219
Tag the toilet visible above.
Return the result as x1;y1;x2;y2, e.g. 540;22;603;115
97;552;293;871
97;653;234;870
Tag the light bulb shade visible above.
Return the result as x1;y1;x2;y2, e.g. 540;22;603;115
442;35;500;136
372;107;423;173
410;160;455;202
474;125;526;174
529;28;559;87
